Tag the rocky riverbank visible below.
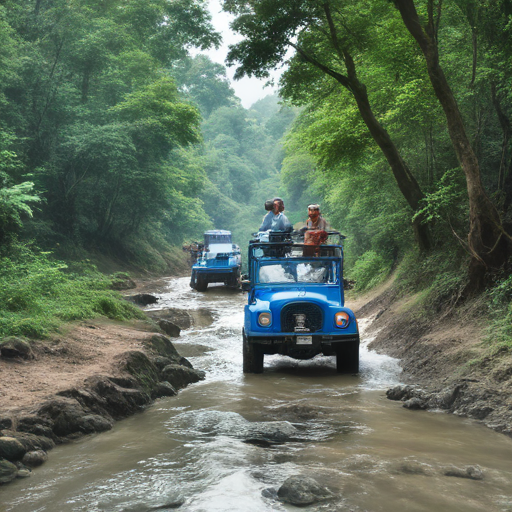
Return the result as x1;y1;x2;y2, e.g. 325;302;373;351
0;296;207;486
353;282;512;438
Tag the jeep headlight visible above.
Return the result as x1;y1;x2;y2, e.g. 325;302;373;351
334;311;350;328
258;312;272;327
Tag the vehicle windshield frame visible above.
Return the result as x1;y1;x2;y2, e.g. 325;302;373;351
255;257;340;285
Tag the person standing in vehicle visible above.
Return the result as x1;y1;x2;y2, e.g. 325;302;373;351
302;204;330;254
304;204;330;231
259;197;292;232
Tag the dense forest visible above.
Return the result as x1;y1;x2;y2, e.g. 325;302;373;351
1;0;511;346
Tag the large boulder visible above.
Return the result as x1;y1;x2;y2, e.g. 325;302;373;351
22;450;48;467
6;432;54;452
17;415;55;439
144;335;182;363
126;294;159;306
0;437;26;461
36;397;113;438
277;475;334;506
0;337;35;359
83;375;151;420
161;364;205;390
149;308;214;329
157;320;181;338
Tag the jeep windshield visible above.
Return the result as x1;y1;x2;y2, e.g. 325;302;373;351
257;261;338;284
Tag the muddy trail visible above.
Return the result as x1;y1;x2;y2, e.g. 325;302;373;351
2;277;512;512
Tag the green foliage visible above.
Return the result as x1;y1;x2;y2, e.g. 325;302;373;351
349;251;393;291
0;244;145;338
484;274;512;353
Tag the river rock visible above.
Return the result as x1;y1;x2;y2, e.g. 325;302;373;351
0;437;26;461
442;465;484;480
0;336;35;359
36;396;112;437
53;408;113;437
0;416;13;430
127;294;159;306
161;364;205;390
386;385;421;401
157;320;181;338
84;375;151;420
120;497;185;511
149;309;192;329
7;431;55;452
403;397;428;410
244;421;299;444
14;462;32;478
144;335;182;363
22;450;48;467
277;475;334;506
0;460;18;484
152;381;178;398
149;308;214;329
17;415;55;439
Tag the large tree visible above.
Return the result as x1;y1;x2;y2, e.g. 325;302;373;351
223;0;432;250
392;0;509;290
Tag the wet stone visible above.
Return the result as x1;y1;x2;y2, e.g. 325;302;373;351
443;465;484;480
403;397;428;410
153;381;178;398
9;432;55;452
22;450;48;467
277;475;334;506
157;319;181;338
120;497;185;511
161;364;205;390
127;294;159;306
0;437;26;461
0;460;18;484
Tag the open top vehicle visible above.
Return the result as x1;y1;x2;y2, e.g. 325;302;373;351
190;230;242;291
242;231;359;373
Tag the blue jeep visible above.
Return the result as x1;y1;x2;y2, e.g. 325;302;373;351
242;231;359;373
190;230;242;291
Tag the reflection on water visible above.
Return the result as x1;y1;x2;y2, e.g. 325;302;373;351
3;277;512;512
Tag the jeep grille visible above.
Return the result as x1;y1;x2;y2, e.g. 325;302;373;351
281;303;323;333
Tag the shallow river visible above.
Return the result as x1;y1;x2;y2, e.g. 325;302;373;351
3;277;512;512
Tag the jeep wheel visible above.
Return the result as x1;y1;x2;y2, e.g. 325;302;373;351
335;340;359;373
195;276;208;292
243;329;264;373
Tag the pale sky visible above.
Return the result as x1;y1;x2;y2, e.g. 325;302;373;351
198;0;283;109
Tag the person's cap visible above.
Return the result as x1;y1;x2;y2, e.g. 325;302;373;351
308;204;320;210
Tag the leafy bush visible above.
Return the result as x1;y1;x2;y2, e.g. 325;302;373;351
349;250;392;291
0;244;145;338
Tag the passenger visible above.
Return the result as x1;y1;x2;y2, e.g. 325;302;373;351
302;204;330;255
304;204;330;231
259;197;293;232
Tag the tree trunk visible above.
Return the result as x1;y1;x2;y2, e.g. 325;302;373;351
348;78;431;251
293;16;431;252
394;0;506;291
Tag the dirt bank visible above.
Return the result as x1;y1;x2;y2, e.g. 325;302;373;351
350;280;512;437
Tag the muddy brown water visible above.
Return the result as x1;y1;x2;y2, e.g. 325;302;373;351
3;277;512;512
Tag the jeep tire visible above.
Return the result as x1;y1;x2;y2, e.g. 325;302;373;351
195;275;208;292
335;340;359;373
243;329;264;373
